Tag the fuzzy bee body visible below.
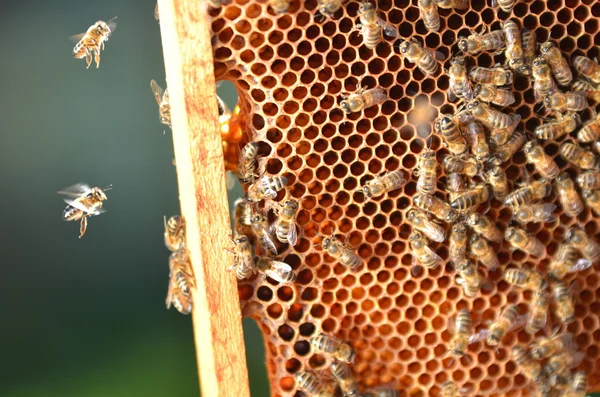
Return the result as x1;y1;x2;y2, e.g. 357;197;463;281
322;236;363;269
457;29;505;55
556;172;584;217
577;113;600;142
487;166;509;201
71;18;117;69
503;20;525;72
398;39;441;76
469;66;513;86
504;267;546;290
540;41;573;86
512;346;543;382
469;234;499;270
310;333;356;362
577;171;600;190
340;87;387;114
552;280;576;324
573;55;600;84
523;141;560;179
535;112;579;140
451;184;489;212
433;115;468;156
505;227;545;257
415;150;438;195
418;0;440;32
246;175;288;202
360;170;407;198
544;91;588;112
504;180;551;207
526;287;549;334
474;84;515;107
238;142;259;183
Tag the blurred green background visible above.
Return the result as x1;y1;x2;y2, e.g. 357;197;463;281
0;0;268;396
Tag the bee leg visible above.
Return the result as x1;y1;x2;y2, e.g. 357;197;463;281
95;49;101;68
85;50;92;69
79;216;88;239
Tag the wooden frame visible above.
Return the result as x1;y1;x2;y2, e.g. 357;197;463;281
157;1;251;396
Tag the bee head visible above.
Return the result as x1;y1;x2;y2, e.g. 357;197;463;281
540;41;553;54
234;235;249;244
91;187;108;201
398;40;410;54
533;57;546;67
362;185;372;198
446;210;458;223
409;231;421;242
466;100;479;110
543;96;552;106
523;141;536;153
468;233;480;246
451;56;465;66
285;200;299;210
473;84;482;97
505;227;516;240
321;237;332;250
406;209;416;221
452;222;466;234
340;100;352;114
457;38;468;53
565;227;582;244
359;1;374;12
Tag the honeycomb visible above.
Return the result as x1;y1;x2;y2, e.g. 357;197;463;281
208;0;600;395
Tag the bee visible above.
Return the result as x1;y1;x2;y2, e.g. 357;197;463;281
433;115;469;157
227;235;256;280
555;172;584;217
449;223;468;265
544;91;588;112
340;86;387;114
469;66;514;86
397;38;443;76
577;112;600;142
474;84;515;107
469;234;500;271
573;55;600;84
548;242;593;280
418;0;440;33
447;172;466;202
208;0;224;8
583;189;600;216
166;248;195;315
530;333;577;360
440;381;467;397
492;129;526;163
512;346;544;383
268;0;290;13
442;155;479;177
455;259;482;297
447;308;473;360
576;170;600;190
356;2;397;50
317;0;344;19
415;150;438;195
513;203;557;224
464;119;490;162
330;361;360;397
570;371;588;397
310;333;356;363
457;27;505;55
504;179;551;207
505;227;545;257
521;28;536;70
549;373;571;392
526;287;549;334
503;20;525;73
164;215;185;252
58;183;110;239
238;142;259;183
413;193;458;223
482;304;526;346
270;200;299;246
406;209;446;242
70;17;117;69
294;371;334;397
544;350;586;377
531;57;558;103
154;3;159;23
447;56;473;101
251;213;278;255
450;184;489;212
233;198;254;234
321;235;363;269
256;257;296;284
150;80;171;128
523;141;560;180
540;41;573;86
358;170;407;199
246;175;288;202
552;280;577;324
466;101;520;135
467;213;502;242
504;267;546;290
410;231;444;275
534;112;580;140
565;226;600;262
487;166;509;201
433;0;468;8
572;78;600;102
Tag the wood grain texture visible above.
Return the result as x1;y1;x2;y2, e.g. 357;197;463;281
156;1;250;396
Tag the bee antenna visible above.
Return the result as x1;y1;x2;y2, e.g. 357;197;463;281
103;184;113;191
163;215;167;229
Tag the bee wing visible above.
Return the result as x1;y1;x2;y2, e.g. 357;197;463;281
447;315;456;334
422;218;446;242
106;16;118;33
424;244;444;265
432;49;446;61
68;32;86;43
490;0;499;8
528;310;547;329
509;314;529;332
150;80;165;106
447;86;458;102
377;18;398;37
265;260;292;283
63;198;106;215
569;351;586;368
264;188;278;199
240;253;256;273
287;223;298;246
556;333;578;351
57;183;91;198
568;258;593;274
225;170;237;190
534;203;557;222
259;229;279;255
463;82;474;102
468;329;488;344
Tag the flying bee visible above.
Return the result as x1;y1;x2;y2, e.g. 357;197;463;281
447;172;466;202
570;371;588;397
447;308;473;361
406;209;446;242
467;213;503;242
397;38;444;76
451;184;489;212
503;20;525;73
469;66;514;86
531;333;577;360
440;381;469;397
544;350;586;377
330;361;360;397
540;41;573;86
268;0;290;13
513;203;557;224
340;86;387;114
512;346;544;383
531;57;558;103
573;55;600;84
487;166;509;201
433;114;468;156
544;91;589;112
442;155;479;177
552;280;577;324
321;235;363;269
310;333;356;363
576;170;600;190
166;248;195;315
233;198;254;234
534;112;580;140
246;175;288;202
493;129;526;163
356;2;398;49
418;0;440;32
256;257;296;284
295;371;334;397
466;101;520;136
505;227;545;257
237;142;259;183
449;223;468;265
70;17;117;69
474;84;515;107
523;141;560;179
464;119;490;162
457;27;505;55
227;235;256;281
415;149;438;195
556;172;584;217
250;213;278;255
164;215;185;252
358;170;407;199
577;112;600;142
150;80;171;128
504;267;547;290
413;193;458;223
58;183;110;239
447;56;473;101
455;259;482;297
526;287;549;334
565;226;600;262
583;189;600;216
572;78;600;102
410;231;444;275
475;304;526;346
469;234;500;270
504;179;551;207
317;0;344;19
270;199;299;246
